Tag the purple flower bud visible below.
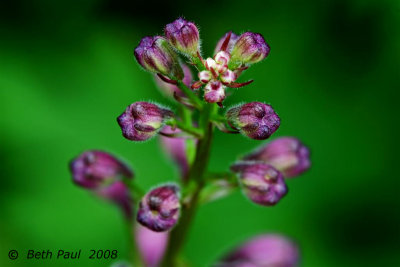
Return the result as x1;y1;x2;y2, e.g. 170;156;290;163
244;137;311;178
97;181;133;219
165;18;200;56
117;102;174;142
231;162;287;206
218;234;299;267
226;102;280;140
134;36;183;79
214;32;239;54
230;32;270;65
154;64;192;98
160;126;189;178
137;184;180;232
135;224;169;267
69;150;133;189
204;80;225;103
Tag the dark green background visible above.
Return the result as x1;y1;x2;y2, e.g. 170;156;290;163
1;0;399;266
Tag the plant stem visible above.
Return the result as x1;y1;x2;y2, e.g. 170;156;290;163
176;80;203;109
161;103;216;266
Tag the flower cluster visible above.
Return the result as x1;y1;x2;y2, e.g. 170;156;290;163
69;17;311;267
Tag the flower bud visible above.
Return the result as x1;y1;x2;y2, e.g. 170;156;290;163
69;150;133;189
137;184;180;232
218;234;299;267
154;64;192;97
244;137;311;178
165;18;200;56
160;126;189;178
231;162;287;206
134;36;183;79
214;32;239;54
204;80;225;103
97;181;133;219
135;224;169;267
230;32;270;65
226;102;280;140
117;102;173;142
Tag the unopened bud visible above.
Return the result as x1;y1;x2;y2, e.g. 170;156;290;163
134;36;183;79
214;51;230;66
137;184;180;232
117;102;173;142
230;32;270;66
198;70;212;83
226;102;280;140
231;162;287;206
204;80;225;103
69;150;133;189
165;18;200;56
244;137;311;178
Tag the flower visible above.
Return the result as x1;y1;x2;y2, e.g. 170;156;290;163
117;102;173;142
244;137;311;178
230;32;270;67
137;184;181;232
231;162;287;206
134;36;183;79
204;80;226;103
226;102;280;140
165;18;200;56
217;234;299;267
135;224;169;267
69;150;133;189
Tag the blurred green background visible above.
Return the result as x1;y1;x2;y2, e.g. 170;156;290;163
1;0;399;266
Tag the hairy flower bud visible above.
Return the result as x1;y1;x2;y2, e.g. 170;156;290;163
165;18;200;56
137;184;180;232
160;126;189;178
69;150;133;189
244;137;311;178
230;32;270;66
134;36;183;79
231;162;287;206
117;102;173;142
155;64;192;97
97;181;133;219
214;32;239;54
204;80;225;103
217;234;299;267
135;224;169;267
227;102;280;140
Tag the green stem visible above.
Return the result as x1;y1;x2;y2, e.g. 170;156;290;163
161;104;216;266
176;80;203;110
